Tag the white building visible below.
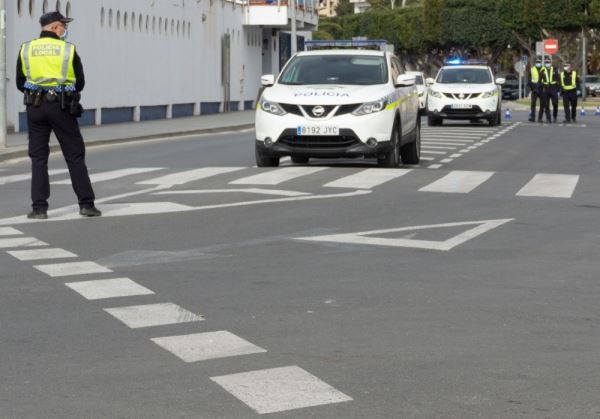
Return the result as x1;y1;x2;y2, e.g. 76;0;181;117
349;0;369;14
8;0;318;132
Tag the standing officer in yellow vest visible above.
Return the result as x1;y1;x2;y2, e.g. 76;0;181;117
560;63;580;123
529;56;548;122
542;57;559;123
16;12;101;220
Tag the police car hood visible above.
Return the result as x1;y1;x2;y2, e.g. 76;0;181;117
432;83;495;93
264;84;389;105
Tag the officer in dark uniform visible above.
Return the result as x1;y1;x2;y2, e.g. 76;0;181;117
16;11;101;219
542;57;559;123
560;63;580;123
529;56;547;122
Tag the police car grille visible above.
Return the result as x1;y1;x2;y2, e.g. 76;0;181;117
442;93;479;100
280;103;303;116
299;105;336;118
441;105;483;114
278;129;360;149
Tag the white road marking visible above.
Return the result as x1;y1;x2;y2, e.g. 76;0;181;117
151;330;266;363
428;164;443;169
421;145;457;150
33;261;113;277
0;190;371;225
52;168;165;185
297;219;514;251
0;169;68;185
420;150;447;155
459;149;470;153
0;237;47;248
7;248;77;261
419;156;435;161
211;366;352;414
230;166;327;186
104;302;204;328
419;170;494;194
423;139;474;145
450;153;462;158
516;174;580;198
439;158;454;163
154;188;310;197
65;278;155;300
137;167;245;185
0;227;23;236
323;168;412;189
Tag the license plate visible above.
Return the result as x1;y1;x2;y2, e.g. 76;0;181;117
451;104;473;109
297;126;339;136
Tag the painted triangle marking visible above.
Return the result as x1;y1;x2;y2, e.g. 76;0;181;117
296;219;514;251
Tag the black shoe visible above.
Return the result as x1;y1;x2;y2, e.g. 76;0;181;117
546;119;552;123
27;210;48;220
553;117;557;123
528;118;535;122
80;207;102;217
572;118;577;123
563;119;571;124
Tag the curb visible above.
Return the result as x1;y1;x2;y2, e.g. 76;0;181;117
0;123;255;163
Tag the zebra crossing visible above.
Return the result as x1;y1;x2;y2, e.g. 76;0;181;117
0;163;582;200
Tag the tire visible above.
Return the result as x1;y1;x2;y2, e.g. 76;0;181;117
255;147;280;167
427;114;442;126
489;107;501;126
378;122;401;168
401;118;420;165
291;156;309;164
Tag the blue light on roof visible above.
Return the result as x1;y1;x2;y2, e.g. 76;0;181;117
445;58;463;65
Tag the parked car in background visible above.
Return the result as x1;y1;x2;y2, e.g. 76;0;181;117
584;75;600;97
501;75;520;100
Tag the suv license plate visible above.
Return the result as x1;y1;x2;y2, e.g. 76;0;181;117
297;126;339;136
451;104;473;109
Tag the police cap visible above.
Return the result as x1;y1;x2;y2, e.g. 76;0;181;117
39;11;73;27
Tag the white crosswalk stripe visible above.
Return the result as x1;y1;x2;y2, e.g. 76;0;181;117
0;237;47;248
421;150;448;155
52;168;165;185
516;174;580;198
0;227;23;236
0;169;68;185
104;302;204;328
211;366;352;414
65;278;155;300
7;248;78;261
323;168;412;189
151;330;266;362
419;170;494;194
422;139;475;143
33;261;113;277
137;167;245;185
421;145;458;150
230;166;327;185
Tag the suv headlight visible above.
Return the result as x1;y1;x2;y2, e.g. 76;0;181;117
429;90;442;99
260;100;286;116
352;99;387;116
480;89;498;98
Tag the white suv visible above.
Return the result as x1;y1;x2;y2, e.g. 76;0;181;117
426;64;505;126
255;49;421;167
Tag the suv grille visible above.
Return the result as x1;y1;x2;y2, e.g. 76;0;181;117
442;92;481;100
278;103;361;118
277;129;360;149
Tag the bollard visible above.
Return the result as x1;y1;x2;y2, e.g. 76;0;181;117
595;106;600;116
580;107;586;117
504;109;512;120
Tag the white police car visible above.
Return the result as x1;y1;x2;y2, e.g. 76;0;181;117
426;61;505;126
255;45;420;167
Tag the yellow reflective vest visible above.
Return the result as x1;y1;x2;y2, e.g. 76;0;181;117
531;66;542;83
20;37;76;88
560;71;577;91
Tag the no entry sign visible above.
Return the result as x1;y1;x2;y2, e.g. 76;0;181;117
544;39;559;55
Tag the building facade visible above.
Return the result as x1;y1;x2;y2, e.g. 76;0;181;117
9;0;318;132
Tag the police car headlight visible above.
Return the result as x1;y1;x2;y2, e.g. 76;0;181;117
480;89;498;98
429;90;443;99
352;100;386;116
260;100;286;116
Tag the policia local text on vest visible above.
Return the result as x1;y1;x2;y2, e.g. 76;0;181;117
16;11;101;219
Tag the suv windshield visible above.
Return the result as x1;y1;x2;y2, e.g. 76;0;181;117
279;55;388;86
437;68;492;84
585;76;600;83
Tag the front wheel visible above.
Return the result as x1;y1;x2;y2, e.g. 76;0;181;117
255;147;280;167
401;119;420;165
378;123;401;168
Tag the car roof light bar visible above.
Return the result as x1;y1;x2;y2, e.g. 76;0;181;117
305;39;389;51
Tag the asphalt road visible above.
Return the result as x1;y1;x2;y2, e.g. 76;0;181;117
2;112;600;419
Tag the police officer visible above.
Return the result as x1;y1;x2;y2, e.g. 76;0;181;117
16;12;101;219
560;62;580;123
542;57;559;123
529;56;548;122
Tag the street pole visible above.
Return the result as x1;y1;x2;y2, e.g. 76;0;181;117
0;0;7;149
582;27;587;102
290;0;297;55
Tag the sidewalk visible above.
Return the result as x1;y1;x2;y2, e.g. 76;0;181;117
0;111;255;163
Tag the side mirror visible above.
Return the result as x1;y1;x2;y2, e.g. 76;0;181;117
395;74;416;87
495;77;506;85
426;77;435;86
261;74;275;87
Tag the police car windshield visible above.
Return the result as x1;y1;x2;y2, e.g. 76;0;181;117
437;68;492;84
279;55;388;86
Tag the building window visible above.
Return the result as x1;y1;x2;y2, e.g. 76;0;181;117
139;14;143;32
29;0;35;16
108;9;113;28
65;1;71;17
131;12;135;31
177;21;180;36
145;15;149;33
158;17;162;34
100;7;104;27
55;0;60;12
42;0;48;13
152;16;156;33
116;10;120;30
18;0;23;16
188;22;191;38
164;18;168;34
171;19;174;36
124;12;128;29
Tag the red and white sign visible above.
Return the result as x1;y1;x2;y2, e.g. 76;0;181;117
544;39;559;55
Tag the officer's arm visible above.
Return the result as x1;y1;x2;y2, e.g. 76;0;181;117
16;53;26;92
73;50;85;92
